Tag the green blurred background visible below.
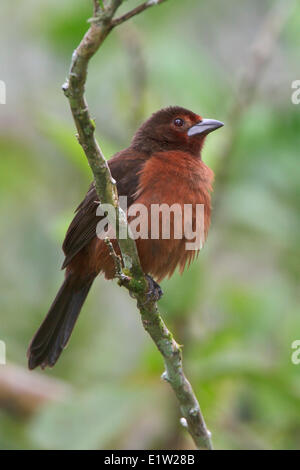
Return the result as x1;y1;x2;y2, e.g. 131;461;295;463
0;0;299;450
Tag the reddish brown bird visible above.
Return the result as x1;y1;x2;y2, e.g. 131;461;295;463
28;106;223;370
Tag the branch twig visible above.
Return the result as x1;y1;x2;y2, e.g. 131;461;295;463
0;363;70;417
62;0;212;450
111;0;167;28
213;0;297;214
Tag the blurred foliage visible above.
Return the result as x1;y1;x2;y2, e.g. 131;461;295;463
0;0;299;450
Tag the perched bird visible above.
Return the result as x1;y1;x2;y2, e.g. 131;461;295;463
28;106;223;370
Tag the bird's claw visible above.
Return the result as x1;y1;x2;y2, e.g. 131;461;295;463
145;275;163;303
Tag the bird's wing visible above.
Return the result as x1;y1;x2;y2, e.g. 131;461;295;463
61;150;147;269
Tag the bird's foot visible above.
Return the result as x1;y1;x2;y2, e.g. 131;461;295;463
145;274;163;303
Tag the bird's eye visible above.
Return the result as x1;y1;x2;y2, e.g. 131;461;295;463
174;118;184;127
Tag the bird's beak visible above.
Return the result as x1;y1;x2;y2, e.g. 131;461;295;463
187;118;224;137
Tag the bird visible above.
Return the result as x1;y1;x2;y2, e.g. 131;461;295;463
27;106;223;370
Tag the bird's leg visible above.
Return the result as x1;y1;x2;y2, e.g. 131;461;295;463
145;274;163;302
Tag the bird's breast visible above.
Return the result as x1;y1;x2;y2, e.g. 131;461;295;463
136;150;214;206
130;151;214;280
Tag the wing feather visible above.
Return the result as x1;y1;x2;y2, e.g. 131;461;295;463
62;150;146;269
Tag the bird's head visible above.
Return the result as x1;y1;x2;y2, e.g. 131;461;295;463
131;106;224;157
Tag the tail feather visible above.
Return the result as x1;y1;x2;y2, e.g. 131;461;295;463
27;275;94;370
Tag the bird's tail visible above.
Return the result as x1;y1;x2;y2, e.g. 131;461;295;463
27;275;94;370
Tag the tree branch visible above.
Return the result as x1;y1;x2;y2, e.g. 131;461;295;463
0;363;70;417
62;0;212;450
213;0;297;215
111;0;167;28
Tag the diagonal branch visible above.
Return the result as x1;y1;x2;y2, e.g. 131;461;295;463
213;0;297;215
62;0;212;450
111;0;168;28
0;363;70;417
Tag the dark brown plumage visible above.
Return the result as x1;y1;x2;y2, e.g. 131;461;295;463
28;106;223;370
